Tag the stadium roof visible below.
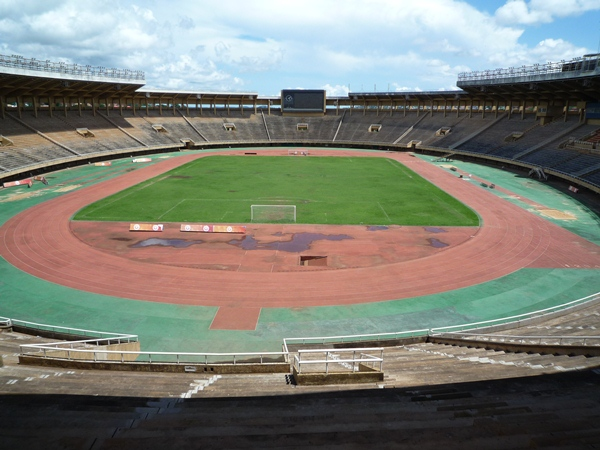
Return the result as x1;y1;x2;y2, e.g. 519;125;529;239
457;54;600;102
2;53;600;105
0;54;144;98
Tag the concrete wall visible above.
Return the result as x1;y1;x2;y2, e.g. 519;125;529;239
37;341;141;362
18;355;290;374
292;363;384;386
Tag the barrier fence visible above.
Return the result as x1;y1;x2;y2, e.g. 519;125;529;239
0;53;145;81
20;345;288;366
2;291;599;368
293;348;384;374
431;332;600;347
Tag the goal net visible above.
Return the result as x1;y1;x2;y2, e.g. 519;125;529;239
251;205;297;223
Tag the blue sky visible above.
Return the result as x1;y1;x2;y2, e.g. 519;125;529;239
0;0;599;96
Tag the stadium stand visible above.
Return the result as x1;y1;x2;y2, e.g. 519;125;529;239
0;53;599;447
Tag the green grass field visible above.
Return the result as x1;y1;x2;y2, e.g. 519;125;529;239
74;155;479;226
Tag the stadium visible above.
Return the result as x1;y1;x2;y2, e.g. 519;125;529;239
0;52;600;448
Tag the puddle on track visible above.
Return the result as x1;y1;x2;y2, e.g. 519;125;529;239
427;238;449;248
231;232;353;253
367;226;389;231
130;233;353;253
424;227;447;233
131;238;204;248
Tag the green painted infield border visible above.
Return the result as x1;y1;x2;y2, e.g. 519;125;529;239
1;148;599;353
419;154;600;245
1;260;597;352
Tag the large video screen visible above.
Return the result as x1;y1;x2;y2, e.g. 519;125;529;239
281;89;326;113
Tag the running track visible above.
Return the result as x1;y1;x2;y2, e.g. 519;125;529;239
1;150;599;329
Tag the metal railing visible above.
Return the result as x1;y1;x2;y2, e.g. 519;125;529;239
3;291;599;366
283;329;429;353
6;317;137;341
283;292;600;352
430;332;600;347
293;348;384;374
20;344;288;365
458;54;599;83
429;292;600;334
0;54;145;81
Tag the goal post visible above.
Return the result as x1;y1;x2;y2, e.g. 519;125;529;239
251;205;297;223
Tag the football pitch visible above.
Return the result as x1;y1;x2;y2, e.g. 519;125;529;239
74;155;479;226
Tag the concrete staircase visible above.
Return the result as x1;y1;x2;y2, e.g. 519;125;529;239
1;369;599;449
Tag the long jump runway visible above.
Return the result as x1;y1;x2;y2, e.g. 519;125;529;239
1;150;599;330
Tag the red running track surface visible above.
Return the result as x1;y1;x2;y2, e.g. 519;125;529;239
1;150;599;329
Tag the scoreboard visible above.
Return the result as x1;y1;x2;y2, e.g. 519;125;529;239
281;89;326;113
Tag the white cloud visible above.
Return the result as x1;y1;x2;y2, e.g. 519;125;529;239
0;0;596;93
322;84;349;97
495;0;600;25
151;54;242;91
530;38;590;62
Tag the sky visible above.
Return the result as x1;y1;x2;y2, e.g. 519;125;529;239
0;0;599;96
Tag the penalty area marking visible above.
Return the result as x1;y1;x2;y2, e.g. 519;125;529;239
158;199;187;220
377;202;392;222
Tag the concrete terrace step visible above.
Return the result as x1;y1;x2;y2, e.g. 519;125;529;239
0;370;598;449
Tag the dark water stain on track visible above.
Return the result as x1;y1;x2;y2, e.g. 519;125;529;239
131;238;204;248
231;232;353;253
367;226;388;231
427;238;449;248
424;227;447;233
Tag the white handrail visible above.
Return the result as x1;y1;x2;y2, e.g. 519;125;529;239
20;345;288;365
433;332;600;346
282;329;429;353
4;291;599;366
293;348;384;374
430;292;600;334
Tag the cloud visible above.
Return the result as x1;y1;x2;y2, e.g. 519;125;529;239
151;54;243;91
321;84;349;97
0;0;595;93
495;0;600;25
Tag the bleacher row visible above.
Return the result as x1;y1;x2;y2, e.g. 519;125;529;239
1;109;599;188
2;300;600;447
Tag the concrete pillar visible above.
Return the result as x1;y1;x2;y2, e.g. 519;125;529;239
521;100;525;120
0;96;5;119
48;96;54;118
